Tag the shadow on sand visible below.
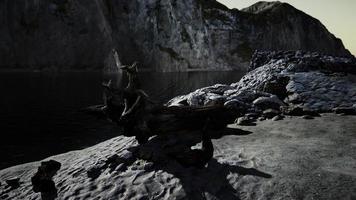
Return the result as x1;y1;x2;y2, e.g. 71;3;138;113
124;127;272;200
94;127;272;199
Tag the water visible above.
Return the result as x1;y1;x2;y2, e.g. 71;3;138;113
0;71;244;169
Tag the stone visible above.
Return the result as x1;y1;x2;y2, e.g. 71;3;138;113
258;116;266;121
253;95;284;110
187;92;205;106
223;99;249;111
204;94;226;106
245;112;260;119
263;109;280;118
262;75;290;99
166;95;188;107
272;115;284;121
235;116;256;126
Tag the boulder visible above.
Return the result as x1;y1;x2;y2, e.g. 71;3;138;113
235;116;256;126
272;115;284;121
253;95;284;110
263;109;281;119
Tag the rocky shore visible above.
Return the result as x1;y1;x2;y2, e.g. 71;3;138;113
168;51;356;123
1;51;356;199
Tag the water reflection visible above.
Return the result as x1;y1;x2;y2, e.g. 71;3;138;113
105;71;245;103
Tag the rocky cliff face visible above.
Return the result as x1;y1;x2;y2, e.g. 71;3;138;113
0;0;117;71
0;0;352;71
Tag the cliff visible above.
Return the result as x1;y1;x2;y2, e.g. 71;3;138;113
0;0;352;71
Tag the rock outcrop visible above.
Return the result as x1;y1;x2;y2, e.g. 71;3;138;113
0;0;352;71
168;51;356;121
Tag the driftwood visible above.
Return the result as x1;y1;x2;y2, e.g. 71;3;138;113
86;63;239;144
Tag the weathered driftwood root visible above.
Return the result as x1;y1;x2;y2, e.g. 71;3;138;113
84;63;239;145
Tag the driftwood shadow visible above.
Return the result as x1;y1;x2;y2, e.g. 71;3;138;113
145;158;272;200
90;127;270;199
128;129;272;200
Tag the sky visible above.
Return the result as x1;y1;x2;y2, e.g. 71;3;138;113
217;0;356;56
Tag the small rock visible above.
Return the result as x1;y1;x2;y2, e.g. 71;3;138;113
235;116;255;126
253;95;284;110
258;116;266;121
263;75;290;99
272;115;284;121
245;112;259;119
224;99;249;111
204;94;226;106
166;95;188;107
5;177;20;189
263;109;280;118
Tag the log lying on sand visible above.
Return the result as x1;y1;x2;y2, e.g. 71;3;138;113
83;63;241;145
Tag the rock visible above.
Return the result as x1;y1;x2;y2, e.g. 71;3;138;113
5;177;20;188
263;109;280;118
235;116;256;126
204;94;226;106
166;95;188;107
224;99;249;111
272;115;284;121
201;84;233;95
31;160;61;194
253;95;284;110
262;75;290;99
245;112;260;119
187;92;205;106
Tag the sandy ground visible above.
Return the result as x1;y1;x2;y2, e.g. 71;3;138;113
0;114;355;200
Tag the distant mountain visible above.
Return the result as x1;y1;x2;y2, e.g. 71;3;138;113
0;0;351;71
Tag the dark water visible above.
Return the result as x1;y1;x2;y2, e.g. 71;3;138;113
0;71;244;169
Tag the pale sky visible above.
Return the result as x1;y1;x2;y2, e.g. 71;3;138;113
217;0;356;56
